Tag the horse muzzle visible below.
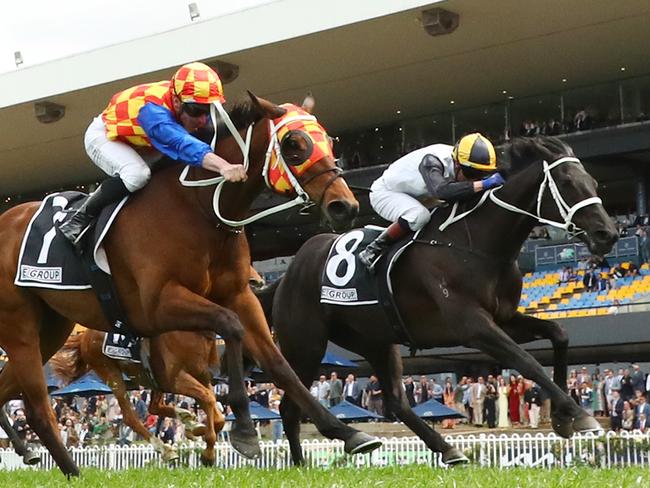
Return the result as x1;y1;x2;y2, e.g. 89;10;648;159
325;199;359;231
584;228;618;258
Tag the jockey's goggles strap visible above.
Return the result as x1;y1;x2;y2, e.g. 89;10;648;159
438;155;602;234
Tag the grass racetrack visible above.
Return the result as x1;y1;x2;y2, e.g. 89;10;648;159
1;465;649;487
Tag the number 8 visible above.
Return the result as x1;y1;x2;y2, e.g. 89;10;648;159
325;230;364;287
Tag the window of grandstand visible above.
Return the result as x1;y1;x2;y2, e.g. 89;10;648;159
563;81;621;131
453;103;507;144
510;94;563;138
401;113;454;151
620;75;650;123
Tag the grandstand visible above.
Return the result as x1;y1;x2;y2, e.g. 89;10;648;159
519;263;650;319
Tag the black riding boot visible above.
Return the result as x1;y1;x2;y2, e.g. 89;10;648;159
358;219;411;270
58;176;130;249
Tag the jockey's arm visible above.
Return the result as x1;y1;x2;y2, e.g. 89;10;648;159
138;103;246;182
418;154;479;201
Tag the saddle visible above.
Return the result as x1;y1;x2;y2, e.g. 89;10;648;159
15;191;141;362
320;226;417;347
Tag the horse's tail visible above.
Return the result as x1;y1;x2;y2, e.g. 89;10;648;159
49;333;89;385
255;277;283;327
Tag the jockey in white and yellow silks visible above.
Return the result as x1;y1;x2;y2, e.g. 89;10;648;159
358;133;505;268
58;62;247;248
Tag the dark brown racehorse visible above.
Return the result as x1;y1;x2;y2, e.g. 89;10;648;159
258;137;619;466
0;94;376;476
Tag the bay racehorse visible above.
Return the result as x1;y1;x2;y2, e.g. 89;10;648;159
48;329;218;465
258;136;618;465
0;94;379;476
44;267;266;466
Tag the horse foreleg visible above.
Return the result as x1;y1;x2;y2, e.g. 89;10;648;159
154;283;258;459
0;312;73;466
228;290;381;455
499;312;569;394
277;327;328;466
365;344;468;465
451;306;596;438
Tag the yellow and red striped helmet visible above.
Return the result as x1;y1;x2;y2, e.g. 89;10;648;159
171;62;225;104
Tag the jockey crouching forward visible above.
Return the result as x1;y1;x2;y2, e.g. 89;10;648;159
58;62;247;248
358;133;505;268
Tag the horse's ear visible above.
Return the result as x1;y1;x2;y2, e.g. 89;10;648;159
301;92;315;114
247;91;286;119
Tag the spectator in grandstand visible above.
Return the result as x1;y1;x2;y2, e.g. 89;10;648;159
357;133;504;268
57;62;246;249
431;378;444;404
453;377;468;419
484;381;497;429
365;375;383;416
592;373;606;416
508;376;520;425
639;227;650;263
343;374;361;406
403;376;416;407
79;422;92;447
442;378;457;429
579;382;594;416
329;372;343;407
134;391;148;422
464;378;474;421
160;418;175;444
316;375;330;408
610;390;624;431
568;370;580;405
620;369;635;401
13;409;30;442
635;394;650;431
622;401;635;431
630;364;646;395
574;108;592;131
416;376;431;404
470;377;486;426
497;376;510;428
582;265;599;292
524;381;542;428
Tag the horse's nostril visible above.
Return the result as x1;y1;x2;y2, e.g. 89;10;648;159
327;200;357;221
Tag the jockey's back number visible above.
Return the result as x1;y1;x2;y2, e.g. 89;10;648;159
325;230;364;287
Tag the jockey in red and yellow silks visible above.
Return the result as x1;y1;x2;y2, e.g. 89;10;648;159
58;62;246;248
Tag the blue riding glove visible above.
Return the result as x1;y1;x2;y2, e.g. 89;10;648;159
482;172;505;190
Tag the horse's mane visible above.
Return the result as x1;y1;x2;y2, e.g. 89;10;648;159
499;136;575;177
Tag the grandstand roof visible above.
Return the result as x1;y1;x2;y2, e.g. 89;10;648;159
1;0;650;195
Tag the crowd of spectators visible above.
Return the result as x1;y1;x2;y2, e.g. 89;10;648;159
567;365;650;432
0;380;287;449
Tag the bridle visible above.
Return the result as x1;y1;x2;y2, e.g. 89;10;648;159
179;102;342;227
437;156;602;238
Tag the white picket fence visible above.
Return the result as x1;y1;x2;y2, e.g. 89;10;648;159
1;431;649;471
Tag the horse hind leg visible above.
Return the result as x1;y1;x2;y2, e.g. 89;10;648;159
364;344;468;466
168;371;220;466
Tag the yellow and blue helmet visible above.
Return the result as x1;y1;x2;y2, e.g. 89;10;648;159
452;133;497;172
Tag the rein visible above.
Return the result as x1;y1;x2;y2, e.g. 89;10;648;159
178;103;341;227
438;156;602;238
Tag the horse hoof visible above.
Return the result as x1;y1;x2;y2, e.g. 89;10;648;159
573;415;603;434
552;418;574;438
23;450;41;465
442;447;469;465
230;427;261;460
200;452;216;467
162;447;180;464
344;432;382;455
